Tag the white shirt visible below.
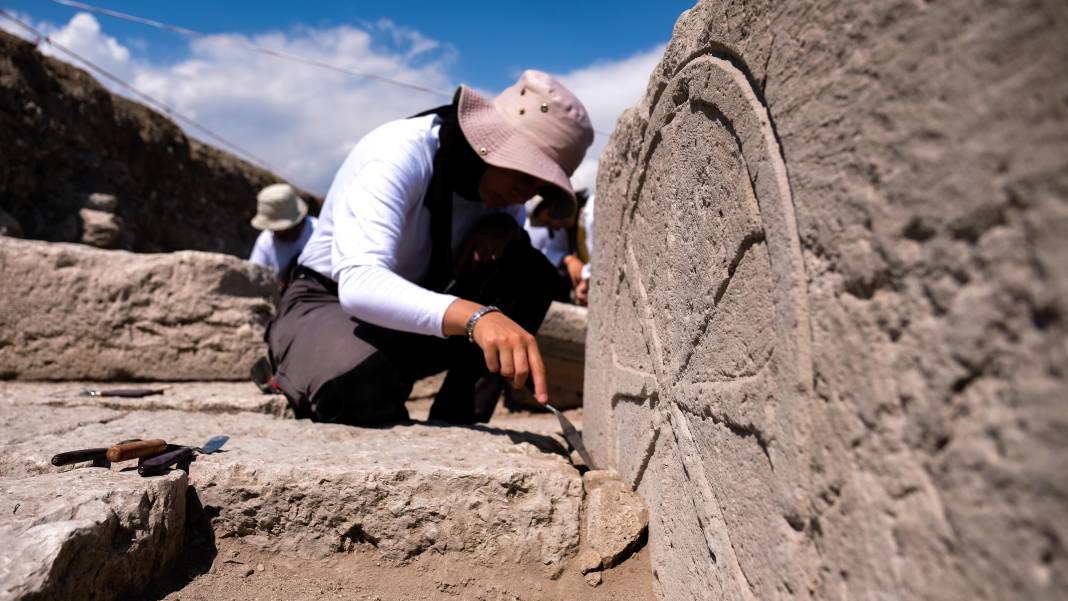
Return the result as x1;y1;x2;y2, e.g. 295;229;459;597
249;216;317;279
298;114;524;338
524;219;570;269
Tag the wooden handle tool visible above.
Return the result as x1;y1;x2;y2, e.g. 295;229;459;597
106;439;167;462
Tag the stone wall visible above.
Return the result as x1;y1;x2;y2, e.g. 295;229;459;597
586;1;1068;600
0;30;317;256
0;238;276;380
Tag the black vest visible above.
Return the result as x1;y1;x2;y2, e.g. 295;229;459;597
409;102;487;292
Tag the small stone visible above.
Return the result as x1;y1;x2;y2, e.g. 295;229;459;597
84;192;119;212
78;208;123;248
584;571;602;587
242;567;255;577
576;548;602;574
584;474;648;568
256;563;265;572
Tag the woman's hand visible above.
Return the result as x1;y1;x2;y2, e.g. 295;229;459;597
443;299;548;404
562;254;585;287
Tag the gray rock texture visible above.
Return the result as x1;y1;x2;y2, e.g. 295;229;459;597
587;1;1068;600
0;402;583;576
0;30;318;256
581;470;648;571
0;238;275;380
0;469;187;601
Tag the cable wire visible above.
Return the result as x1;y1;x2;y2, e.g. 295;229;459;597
48;0;451;97
46;0;614;137
0;9;299;185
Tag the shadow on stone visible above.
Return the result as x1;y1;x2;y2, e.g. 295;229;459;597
137;487;218;601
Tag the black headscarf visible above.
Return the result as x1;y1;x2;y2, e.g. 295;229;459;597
412;100;489;291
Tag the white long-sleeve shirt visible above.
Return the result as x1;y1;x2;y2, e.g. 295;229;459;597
249;216;317;279
298;114;524;337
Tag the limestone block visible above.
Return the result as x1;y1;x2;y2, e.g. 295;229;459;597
581;470;648;570
0;238;276;380
0;406;583;575
0;469;187;601
587;1;1068;600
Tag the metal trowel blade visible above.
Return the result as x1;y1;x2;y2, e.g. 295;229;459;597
546;405;596;469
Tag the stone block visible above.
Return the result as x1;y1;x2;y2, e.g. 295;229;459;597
0;238;276;380
587;1;1068;600
0;469;187;601
0;405;583;576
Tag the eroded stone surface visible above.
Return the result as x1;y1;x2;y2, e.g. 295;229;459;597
582;470;648;570
0;381;289;417
0;238;276;381
588;1;1068;600
0;405;582;575
0;469;186;601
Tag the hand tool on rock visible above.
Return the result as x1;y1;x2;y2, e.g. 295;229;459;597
138;435;229;477
51;438;166;467
79;386;168;398
546;405;596;469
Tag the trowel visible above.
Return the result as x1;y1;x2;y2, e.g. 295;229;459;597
138;435;229;477
546;405;596;470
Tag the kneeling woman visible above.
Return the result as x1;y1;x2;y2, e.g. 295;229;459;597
267;70;594;425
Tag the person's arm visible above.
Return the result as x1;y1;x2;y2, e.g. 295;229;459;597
442;299;548;404
248;232;274;271
331;158;549;402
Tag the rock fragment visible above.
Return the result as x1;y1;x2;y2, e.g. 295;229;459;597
581;470;648;569
0;469;186;601
78;207;123;248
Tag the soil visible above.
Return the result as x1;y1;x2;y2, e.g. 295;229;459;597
141;535;654;601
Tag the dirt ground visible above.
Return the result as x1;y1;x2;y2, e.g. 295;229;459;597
141;536;654;601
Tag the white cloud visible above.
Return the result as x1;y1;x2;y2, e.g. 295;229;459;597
4;11;662;197
557;44;665;194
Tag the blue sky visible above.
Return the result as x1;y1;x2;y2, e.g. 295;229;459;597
1;1;693;193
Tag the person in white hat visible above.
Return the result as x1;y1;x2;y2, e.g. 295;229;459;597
261;70;594;425
248;183;317;285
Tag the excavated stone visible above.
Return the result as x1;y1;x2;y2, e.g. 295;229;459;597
0;405;583;575
588;1;1068;600
0;381;290;417
0;469;186;601
581;470;647;570
0;238;276;381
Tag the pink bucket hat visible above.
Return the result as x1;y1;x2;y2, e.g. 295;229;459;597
457;70;594;219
